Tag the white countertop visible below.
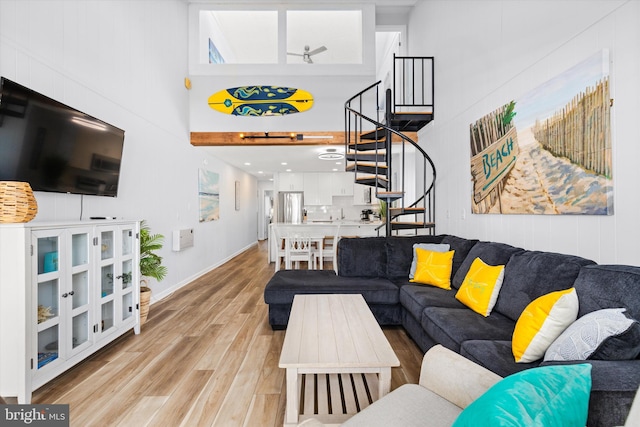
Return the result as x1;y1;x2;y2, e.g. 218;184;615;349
274;220;383;226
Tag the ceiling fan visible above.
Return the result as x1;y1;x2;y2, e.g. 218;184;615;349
287;45;327;64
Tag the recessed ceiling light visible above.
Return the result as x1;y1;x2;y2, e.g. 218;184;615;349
281;162;288;165
244;162;251;166
286;168;292;172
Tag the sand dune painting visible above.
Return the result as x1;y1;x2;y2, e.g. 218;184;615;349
470;50;612;215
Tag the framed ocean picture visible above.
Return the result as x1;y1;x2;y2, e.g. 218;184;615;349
198;169;220;222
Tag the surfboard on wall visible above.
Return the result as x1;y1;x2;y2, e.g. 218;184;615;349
208;86;314;116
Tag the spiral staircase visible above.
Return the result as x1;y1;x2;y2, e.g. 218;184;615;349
344;55;436;236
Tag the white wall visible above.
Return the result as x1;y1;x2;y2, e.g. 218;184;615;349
409;0;640;265
0;0;259;301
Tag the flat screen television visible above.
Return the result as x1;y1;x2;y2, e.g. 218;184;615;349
0;77;125;197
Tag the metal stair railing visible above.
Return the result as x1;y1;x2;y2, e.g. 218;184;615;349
344;80;383;190
393;55;435;115
344;81;436;237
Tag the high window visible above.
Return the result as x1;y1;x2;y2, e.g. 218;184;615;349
199;11;279;64
191;6;370;74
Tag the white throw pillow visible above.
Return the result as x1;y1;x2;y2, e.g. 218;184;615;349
544;308;640;361
409;243;451;279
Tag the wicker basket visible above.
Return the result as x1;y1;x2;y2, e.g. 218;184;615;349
140;287;152;325
0;181;38;223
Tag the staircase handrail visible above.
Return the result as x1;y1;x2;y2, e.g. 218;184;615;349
344;80;383;107
345;101;436;198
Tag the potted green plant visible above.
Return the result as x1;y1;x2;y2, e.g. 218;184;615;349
378;199;387;222
139;220;167;325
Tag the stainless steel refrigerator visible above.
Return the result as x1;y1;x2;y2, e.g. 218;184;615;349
277;191;304;223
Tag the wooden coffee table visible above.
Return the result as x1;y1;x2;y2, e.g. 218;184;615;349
279;294;400;426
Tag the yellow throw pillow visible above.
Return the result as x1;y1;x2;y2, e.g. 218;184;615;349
409;248;454;290
512;288;579;363
455;257;505;317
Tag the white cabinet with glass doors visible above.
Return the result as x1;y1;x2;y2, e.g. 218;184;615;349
0;220;140;404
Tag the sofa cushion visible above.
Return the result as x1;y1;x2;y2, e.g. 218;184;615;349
453;364;592;427
268;302;402;328
264;270;399;305
341;383;462;427
544;308;640;362
460;340;540;377
399;284;464;322
494;250;595;321
421;307;515;352
455;258;505;317
410;249;455;289
512;288;579;363
440;235;478;280
451;241;524;290
337;237;387;278
385;235;445;279
573;264;640;320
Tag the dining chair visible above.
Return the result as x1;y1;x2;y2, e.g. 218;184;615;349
285;234;316;269
273;228;287;272
315;225;341;272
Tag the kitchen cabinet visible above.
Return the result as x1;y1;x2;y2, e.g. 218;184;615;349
330;173;354;196
0;220;140;403
304;173;332;205
278;173;304;191
353;183;373;205
280;172;371;206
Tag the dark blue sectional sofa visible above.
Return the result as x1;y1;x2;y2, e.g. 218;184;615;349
263;234;640;426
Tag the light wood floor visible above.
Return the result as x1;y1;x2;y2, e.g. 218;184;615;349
24;241;424;426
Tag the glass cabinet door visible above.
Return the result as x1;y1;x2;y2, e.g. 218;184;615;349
98;229;116;335
34;233;61;370
98;225;137;332
37;279;60;369
68;229;92;354
120;227;135;323
100;230;114;261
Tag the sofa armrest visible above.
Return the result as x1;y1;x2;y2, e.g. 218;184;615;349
625;387;640;426
419;344;502;409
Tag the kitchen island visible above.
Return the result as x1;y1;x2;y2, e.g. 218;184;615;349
268;221;384;264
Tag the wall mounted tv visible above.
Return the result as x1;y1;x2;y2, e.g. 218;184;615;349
0;77;125;197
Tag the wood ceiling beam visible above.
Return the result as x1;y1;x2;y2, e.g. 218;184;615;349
191;131;343;146
190;131;418;146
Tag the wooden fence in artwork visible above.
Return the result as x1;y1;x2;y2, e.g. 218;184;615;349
469;102;517;213
532;78;611;178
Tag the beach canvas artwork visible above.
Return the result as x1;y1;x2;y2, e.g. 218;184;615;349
470;50;612;215
199;169;220;222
